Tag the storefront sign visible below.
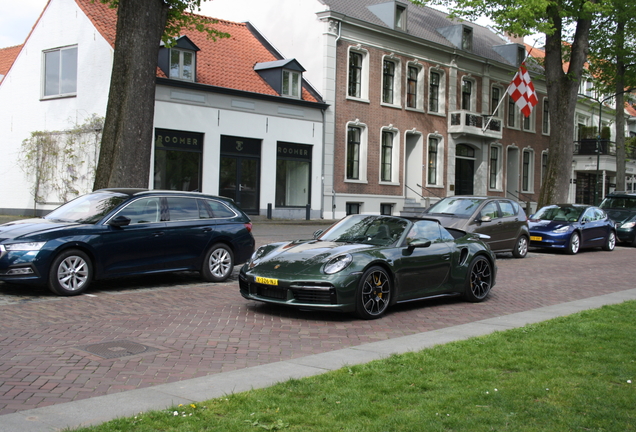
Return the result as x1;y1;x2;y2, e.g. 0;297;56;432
155;129;203;151
277;142;312;160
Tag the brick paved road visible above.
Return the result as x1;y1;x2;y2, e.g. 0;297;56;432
0;221;634;415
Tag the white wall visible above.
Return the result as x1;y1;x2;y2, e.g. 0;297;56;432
0;0;112;213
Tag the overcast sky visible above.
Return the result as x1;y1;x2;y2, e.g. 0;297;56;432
0;0;48;48
1;0;540;50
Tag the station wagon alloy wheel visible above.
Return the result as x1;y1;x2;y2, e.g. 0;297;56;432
49;249;92;295
203;243;234;282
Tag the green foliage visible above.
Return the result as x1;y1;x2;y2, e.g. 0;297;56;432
100;0;230;46
19;115;103;208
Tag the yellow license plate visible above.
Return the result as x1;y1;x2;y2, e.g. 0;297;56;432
256;276;278;286
530;236;542;241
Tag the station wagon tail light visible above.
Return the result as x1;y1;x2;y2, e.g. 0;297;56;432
5;242;46;251
244;223;253;232
324;254;352;275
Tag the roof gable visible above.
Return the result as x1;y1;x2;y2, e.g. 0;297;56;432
0;45;23;82
75;0;319;102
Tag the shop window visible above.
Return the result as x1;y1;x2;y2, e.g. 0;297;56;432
275;142;312;207
154;129;203;191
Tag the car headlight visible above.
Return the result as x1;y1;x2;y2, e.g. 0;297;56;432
324;254;352;275
4;242;46;251
552;226;571;234
248;247;267;269
620;221;636;229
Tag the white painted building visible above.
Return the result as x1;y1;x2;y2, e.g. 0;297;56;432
0;0;328;218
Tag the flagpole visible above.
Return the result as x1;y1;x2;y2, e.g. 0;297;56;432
483;41;539;132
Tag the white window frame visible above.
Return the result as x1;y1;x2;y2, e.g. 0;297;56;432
282;69;301;98
461;77;476;111
426;134;444;187
542;98;550;135
381;55;402;107
406;62;424;111
488;144;503;191
347;46;369;102
428;69;446;115
490;85;504;118
522;106;536;132
345;121;368;183
169;48;195;82
379;127;400;184
521;148;535;193
42;45;78;98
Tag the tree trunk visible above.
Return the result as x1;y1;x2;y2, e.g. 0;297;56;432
614;21;626;192
538;11;592;208
93;0;169;190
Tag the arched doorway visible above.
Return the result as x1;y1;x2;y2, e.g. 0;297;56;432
455;144;475;195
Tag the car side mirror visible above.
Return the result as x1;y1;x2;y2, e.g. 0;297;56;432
108;215;131;227
313;229;324;239
478;215;492;223
407;239;432;252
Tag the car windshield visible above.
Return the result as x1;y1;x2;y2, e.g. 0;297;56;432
318;215;409;246
600;197;636;209
44;192;128;224
533;205;584;222
427;198;483;217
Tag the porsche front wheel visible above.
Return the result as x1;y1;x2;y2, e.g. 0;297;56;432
354;266;391;319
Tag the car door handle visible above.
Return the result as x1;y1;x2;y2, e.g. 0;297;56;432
153;232;165;237
202;227;213;232
442;254;450;261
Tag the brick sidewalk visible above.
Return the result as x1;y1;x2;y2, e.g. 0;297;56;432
0;246;634;415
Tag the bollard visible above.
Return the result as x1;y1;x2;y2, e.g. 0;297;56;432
305;204;310;220
267;203;272;219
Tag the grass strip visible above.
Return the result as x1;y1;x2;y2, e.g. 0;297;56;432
71;300;636;431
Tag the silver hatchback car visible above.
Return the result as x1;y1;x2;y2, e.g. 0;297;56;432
424;196;530;258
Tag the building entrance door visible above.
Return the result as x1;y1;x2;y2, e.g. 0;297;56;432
219;136;261;214
455;144;475;195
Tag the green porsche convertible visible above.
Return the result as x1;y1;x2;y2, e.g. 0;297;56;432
239;214;497;319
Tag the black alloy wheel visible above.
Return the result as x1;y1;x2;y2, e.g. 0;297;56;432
355;266;391;319
464;256;493;302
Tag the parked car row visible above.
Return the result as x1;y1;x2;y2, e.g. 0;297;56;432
0;190;631;320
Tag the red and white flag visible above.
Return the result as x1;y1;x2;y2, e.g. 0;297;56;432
507;63;538;118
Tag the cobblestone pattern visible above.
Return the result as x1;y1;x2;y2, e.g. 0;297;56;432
0;226;633;414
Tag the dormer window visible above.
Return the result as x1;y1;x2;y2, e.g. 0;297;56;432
462;27;473;51
282;70;301;98
254;58;306;99
170;48;195;81
158;36;200;83
395;4;407;31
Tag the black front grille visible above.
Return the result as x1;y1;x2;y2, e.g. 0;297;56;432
256;284;288;300
291;288;335;304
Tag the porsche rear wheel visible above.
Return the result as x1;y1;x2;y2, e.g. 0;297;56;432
355;266;391;319
464;256;492;302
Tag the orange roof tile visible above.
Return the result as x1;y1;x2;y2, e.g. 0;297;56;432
75;0;318;102
0;44;23;80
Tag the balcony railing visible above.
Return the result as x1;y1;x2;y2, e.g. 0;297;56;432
574;139;616;156
449;111;502;139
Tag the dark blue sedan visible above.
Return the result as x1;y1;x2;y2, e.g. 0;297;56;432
528;204;616;254
0;189;255;295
